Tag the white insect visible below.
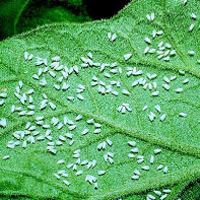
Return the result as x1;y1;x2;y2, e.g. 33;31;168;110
190;13;197;20
76;170;83;176
146;73;157;80
157;165;164;170
49;102;56;110
106;138;112;146
179;112;187;117
128;153;135;158
151;91;159;97
77;94;84;101
59;135;66;141
160;194;168;200
162;84;170;91
150;155;154;164
131;175;139;180
175;88;183;93
107;32;112;40
155;105;161;113
179;70;185;75
24;51;34;61
147;194;156;200
133;170;140;176
98;170;106;176
163;76;170;83
93;129;101;134
69;124;76;131
141;166;150;171
39;78;47;86
51;56;60;62
87;119;94;124
73;65;79;74
144;46;150;54
149;112;156;122
122;89;130;96
183;0;187;6
170;76;176;81
183;78;189;84
24;51;29;60
111;33;117;42
131;148;139;153
170;50;176;56
146;13;155;21
124;53;132;61
157;30;163;35
154;149;162;154
152;30;157;38
128;141;136;147
54;173;61;179
94;182;98;189
189;23;195;32
188;50;195;56
163;189;171;193
153;190;162;196
117;103;132;114
163;56;170;61
97;142;106;150
0;118;6;128
160;114;167;122
81;129;89;135
143;104;149;111
0;100;5;106
85;175;97;184
144;37;151;44
163;166;168;174
3;155;10;160
63;180;71;186
57;159;65;164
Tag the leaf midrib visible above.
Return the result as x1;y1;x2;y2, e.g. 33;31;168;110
0;190;61;200
0;62;199;161
1;44;200;159
0;162;199;200
0;167;88;199
8;0;200;77
3;25;200;79
2;23;198;148
90;165;200;199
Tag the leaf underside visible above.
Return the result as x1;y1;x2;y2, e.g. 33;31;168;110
0;0;200;199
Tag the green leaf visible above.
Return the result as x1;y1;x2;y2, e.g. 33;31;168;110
0;0;91;40
0;0;200;199
0;0;28;40
15;0;91;34
124;182;188;200
177;179;200;200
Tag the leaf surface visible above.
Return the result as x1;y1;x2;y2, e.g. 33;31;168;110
0;0;200;199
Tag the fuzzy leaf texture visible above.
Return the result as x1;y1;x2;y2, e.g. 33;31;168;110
0;0;200;199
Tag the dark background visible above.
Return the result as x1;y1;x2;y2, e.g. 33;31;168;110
0;0;130;40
